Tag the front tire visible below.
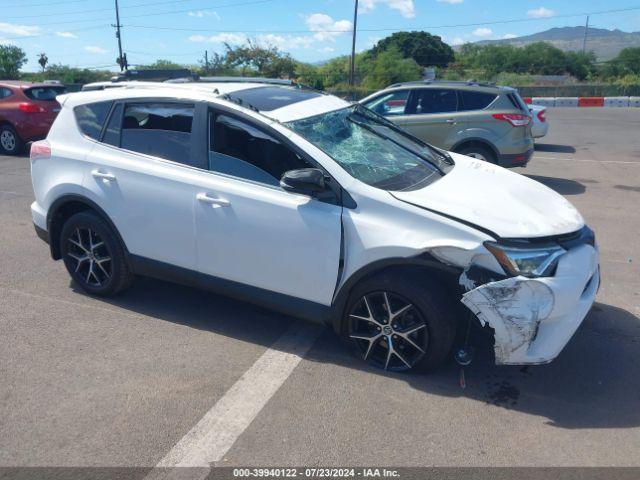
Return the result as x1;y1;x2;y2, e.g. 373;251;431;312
60;211;133;296
0;124;24;155
341;272;456;373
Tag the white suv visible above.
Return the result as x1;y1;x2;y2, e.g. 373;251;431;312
30;81;600;372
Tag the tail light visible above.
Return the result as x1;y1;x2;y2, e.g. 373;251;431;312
492;113;531;127
537;109;546;123
19;102;45;113
30;140;51;161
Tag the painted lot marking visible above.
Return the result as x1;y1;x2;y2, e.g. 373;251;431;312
151;321;323;471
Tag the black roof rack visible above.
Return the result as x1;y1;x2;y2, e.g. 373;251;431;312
115;69;197;82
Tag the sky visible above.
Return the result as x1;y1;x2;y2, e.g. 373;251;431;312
2;0;640;72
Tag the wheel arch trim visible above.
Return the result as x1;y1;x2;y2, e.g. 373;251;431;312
451;137;499;160
46;194;130;261
330;254;461;333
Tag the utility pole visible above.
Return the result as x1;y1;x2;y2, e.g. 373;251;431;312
113;0;127;71
204;50;209;74
349;0;359;87
582;15;589;53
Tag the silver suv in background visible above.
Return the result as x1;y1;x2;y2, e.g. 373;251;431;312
360;81;534;167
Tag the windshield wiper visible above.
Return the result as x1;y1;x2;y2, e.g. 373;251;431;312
347;113;445;176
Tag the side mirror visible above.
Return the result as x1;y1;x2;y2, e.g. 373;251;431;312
280;168;326;196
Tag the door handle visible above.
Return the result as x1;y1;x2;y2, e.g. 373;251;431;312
197;192;231;207
91;170;116;181
445;118;456;124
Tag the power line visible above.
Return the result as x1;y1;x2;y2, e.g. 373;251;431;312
124;4;640;33
7;3;640;32
3;0;276;28
3;0;203;20
2;0;86;8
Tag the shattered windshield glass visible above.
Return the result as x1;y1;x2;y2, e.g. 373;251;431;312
286;105;452;191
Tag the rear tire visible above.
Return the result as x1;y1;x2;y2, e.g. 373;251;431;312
455;144;497;164
341;272;456;373
0;124;24;155
60;211;133;296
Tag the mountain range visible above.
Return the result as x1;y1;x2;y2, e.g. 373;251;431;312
471;26;640;61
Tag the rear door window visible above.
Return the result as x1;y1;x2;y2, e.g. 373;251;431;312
121;103;195;166
407;89;458;114
0;87;13;99
24;86;66;101
74;101;113;140
362;90;410;116
458;91;497;111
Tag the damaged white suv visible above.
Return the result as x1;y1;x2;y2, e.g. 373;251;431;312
30;80;599;372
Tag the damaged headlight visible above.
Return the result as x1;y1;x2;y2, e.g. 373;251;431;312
484;241;566;278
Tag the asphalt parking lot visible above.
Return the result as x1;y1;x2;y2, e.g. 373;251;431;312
1;108;639;469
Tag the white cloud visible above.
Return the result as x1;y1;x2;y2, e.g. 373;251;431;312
56;31;78;39
0;22;41;37
319;46;335;53
188;32;314;50
189;33;247;44
84;45;108;54
359;0;415;18
451;37;465;46
187;10;220;20
472;27;493;37
436;0;463;4
304;13;352;42
502;33;517;39
527;7;555;18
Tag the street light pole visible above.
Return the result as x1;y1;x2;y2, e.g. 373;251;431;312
349;0;359;87
582;15;590;54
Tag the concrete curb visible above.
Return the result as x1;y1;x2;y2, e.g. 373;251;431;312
523;96;640;107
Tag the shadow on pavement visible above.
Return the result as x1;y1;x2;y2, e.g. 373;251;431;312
526;174;586;195
535;144;577;154
79;275;640;430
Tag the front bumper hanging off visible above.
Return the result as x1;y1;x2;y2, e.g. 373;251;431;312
461;244;600;365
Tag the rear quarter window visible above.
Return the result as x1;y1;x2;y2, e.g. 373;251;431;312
458;91;497;111
24;86;67;101
74;101;113;140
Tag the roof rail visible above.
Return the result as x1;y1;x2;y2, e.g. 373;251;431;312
196;76;296;86
115;69;198;83
387;79;499;88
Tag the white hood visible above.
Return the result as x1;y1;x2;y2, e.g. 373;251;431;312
392;153;584;238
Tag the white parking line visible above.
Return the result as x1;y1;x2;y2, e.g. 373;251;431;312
150;321;323;473
534;156;639;164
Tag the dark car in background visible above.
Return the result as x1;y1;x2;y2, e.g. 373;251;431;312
360;81;534;167
0;81;67;155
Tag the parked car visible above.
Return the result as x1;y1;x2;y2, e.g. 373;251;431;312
360;81;534;167
529;104;549;139
0;81;66;155
30;81;599;372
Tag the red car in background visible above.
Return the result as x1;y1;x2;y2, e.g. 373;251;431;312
0;81;67;155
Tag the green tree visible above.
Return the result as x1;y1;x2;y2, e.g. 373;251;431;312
372;31;454;67
565;51;595;80
609;47;640;75
0;45;27;79
38;53;48;73
138;59;185;70
362;46;422;90
224;40;296;78
26;64;113;84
